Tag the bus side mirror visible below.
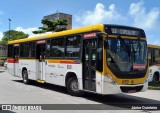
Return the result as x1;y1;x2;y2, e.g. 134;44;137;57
96;32;108;49
97;32;107;37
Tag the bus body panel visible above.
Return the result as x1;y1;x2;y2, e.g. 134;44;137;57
19;59;37;80
7;24;148;95
7;58;19;76
7;61;14;76
14;63;19;76
96;72;102;94
45;61;82;87
148;44;160;82
148;65;160;82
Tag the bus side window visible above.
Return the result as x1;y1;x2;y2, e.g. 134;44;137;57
8;45;14;58
14;47;19;60
20;43;29;58
29;42;36;58
66;35;81;58
50;38;65;58
46;40;50;58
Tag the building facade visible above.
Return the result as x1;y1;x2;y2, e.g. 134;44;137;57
0;44;7;57
43;12;72;30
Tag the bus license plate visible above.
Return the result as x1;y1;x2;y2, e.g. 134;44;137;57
128;90;136;93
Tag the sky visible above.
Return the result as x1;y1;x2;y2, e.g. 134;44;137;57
0;0;160;45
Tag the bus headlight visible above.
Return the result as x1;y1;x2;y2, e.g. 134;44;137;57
106;74;117;85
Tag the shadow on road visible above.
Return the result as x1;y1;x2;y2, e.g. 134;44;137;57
83;93;160;110
12;80;160;110
12;80;68;94
83;92;160;104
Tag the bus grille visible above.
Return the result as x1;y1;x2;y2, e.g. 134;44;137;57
120;86;143;93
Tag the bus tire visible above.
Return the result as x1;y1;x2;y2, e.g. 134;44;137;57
153;73;159;83
66;77;84;96
22;70;29;84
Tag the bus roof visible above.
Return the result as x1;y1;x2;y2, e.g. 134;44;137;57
8;24;145;44
105;24;144;31
148;44;160;49
8;24;104;44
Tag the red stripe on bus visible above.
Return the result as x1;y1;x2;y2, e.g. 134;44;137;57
37;40;45;44
60;61;78;64
14;44;19;47
7;59;19;63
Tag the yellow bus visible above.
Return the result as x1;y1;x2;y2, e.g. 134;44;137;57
148;44;160;82
7;24;148;96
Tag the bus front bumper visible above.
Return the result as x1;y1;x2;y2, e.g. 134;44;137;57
102;79;148;94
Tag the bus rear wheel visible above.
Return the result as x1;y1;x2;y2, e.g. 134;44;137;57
22;70;29;84
66;77;84;96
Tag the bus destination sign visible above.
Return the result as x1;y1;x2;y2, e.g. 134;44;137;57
111;28;139;36
105;25;146;38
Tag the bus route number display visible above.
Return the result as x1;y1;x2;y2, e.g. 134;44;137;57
111;28;140;36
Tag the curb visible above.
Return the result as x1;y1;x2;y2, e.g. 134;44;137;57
0;71;5;73
148;86;160;90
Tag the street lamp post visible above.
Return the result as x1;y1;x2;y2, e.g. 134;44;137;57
8;18;11;41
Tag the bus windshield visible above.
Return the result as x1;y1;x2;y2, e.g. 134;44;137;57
106;37;147;72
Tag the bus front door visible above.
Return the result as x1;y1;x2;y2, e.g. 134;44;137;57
13;45;19;76
37;44;46;81
83;39;97;91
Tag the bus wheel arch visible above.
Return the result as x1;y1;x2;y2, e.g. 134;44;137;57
22;67;29;84
65;72;84;96
153;72;159;82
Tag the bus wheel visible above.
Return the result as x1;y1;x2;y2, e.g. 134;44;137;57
153;73;159;83
67;77;84;96
22;70;29;84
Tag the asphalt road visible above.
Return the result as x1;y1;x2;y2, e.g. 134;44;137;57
0;68;160;113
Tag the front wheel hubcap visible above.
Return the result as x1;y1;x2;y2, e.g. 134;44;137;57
71;80;79;92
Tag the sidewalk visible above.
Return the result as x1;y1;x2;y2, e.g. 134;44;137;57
148;86;160;90
0;66;7;72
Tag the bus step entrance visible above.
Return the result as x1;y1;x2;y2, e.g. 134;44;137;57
37;80;45;83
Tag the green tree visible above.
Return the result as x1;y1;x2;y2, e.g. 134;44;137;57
32;19;68;34
1;30;29;44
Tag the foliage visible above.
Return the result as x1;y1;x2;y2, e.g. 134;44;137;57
1;30;29;44
149;81;160;87
0;56;7;60
32;19;68;34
